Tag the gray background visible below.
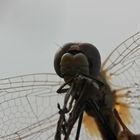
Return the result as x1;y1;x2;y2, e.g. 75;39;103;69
0;0;139;78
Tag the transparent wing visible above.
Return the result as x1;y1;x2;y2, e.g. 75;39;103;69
0;73;65;140
101;32;140;134
0;73;101;140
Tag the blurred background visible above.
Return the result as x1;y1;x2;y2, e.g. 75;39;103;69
0;0;139;77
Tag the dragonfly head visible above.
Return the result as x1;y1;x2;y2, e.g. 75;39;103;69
54;43;101;81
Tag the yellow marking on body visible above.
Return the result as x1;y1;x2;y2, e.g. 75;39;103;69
115;103;131;124
83;113;101;137
101;69;112;81
115;92;131;124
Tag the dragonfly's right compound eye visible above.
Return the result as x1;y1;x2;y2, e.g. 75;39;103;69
54;43;77;78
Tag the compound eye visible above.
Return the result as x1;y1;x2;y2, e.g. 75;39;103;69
54;43;80;78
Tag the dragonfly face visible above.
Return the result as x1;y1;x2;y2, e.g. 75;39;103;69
60;51;90;82
54;43;101;80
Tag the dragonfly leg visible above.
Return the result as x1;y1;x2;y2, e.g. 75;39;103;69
75;111;84;140
55;104;67;140
57;79;73;94
114;108;140;140
64;101;85;140
64;78;90;140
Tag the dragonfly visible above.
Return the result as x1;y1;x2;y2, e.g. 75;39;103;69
0;32;139;140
